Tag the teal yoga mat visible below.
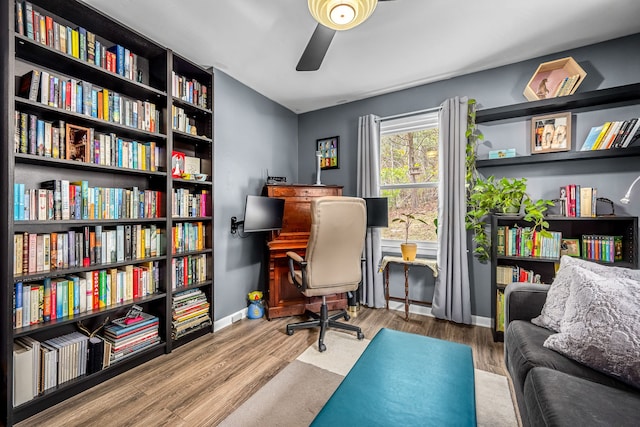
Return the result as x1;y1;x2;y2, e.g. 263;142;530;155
311;328;477;426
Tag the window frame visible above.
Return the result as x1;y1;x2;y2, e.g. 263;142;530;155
379;111;440;257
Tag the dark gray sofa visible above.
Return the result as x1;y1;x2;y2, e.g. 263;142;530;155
504;283;640;427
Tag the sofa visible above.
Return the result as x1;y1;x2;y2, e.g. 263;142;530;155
504;256;640;427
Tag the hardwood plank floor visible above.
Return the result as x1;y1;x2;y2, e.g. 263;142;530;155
17;308;505;427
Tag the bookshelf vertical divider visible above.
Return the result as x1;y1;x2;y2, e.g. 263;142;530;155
1;1;214;424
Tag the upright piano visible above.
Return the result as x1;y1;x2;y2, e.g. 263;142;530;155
263;184;346;319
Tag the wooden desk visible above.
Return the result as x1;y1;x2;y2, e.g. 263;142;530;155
379;255;438;321
263;184;345;319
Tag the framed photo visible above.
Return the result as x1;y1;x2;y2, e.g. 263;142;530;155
531;112;571;154
316;136;339;170
171;150;186;178
560;238;580;257
66;124;90;162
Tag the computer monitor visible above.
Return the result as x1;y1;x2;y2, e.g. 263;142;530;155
242;195;285;232
364;197;389;228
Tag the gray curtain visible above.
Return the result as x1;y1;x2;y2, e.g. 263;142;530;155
432;97;472;324
357;114;385;308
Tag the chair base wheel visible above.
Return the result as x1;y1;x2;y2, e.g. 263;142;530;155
357;332;365;340
344;313;350;321
319;343;326;352
286;327;294;336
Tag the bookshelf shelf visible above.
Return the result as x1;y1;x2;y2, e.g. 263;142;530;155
2;0;214;424
490;215;638;342
16;35;168;99
477;145;640;167
477;83;640;123
13;292;167;338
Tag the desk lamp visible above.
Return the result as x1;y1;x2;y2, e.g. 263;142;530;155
621;175;640;204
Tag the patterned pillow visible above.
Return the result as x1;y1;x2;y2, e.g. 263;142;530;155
531;256;640;332
543;265;640;389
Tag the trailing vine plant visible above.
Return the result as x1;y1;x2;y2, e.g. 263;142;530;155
465;99;554;262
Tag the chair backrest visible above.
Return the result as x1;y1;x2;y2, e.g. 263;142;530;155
304;196;367;291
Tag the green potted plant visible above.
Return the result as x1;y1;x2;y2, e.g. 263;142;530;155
465;99;554;261
392;213;428;261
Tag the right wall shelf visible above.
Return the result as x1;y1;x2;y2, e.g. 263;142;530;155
476;82;640;167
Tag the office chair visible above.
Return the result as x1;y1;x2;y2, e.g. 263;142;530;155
286;196;367;352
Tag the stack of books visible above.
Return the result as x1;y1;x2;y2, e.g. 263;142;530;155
579;118;640;150
171;289;211;340
103;312;160;363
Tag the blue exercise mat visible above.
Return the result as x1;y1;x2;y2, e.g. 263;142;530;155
311;328;477;426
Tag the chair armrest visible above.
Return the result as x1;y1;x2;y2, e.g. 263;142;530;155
286;251;307;289
504;282;550;332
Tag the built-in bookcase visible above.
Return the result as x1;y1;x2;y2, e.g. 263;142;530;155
1;1;214;424
490;215;638;342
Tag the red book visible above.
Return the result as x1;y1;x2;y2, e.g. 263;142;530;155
132;266;140;299
50;280;57;320
93;270;100;310
45;15;54;47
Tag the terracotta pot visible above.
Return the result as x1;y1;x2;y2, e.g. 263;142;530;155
400;243;418;261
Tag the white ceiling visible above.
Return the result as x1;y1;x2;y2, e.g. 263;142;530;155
83;0;640;114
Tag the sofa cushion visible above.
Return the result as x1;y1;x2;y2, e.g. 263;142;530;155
524;367;640;427
544;267;640;389
532;256;640;332
505;320;633;393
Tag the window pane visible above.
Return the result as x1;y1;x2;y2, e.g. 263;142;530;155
381;187;438;242
380;128;439;185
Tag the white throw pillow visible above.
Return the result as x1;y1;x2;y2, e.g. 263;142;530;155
531;256;640;332
543;265;640;389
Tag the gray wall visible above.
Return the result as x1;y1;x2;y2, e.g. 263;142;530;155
297;33;640;318
213;70;298;319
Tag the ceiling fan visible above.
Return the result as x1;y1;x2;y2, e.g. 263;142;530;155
297;0;395;72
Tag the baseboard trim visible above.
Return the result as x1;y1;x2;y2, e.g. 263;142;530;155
213;305;491;332
214;308;247;332
387;301;491;328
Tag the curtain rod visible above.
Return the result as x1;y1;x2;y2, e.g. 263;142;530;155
378;106;441;122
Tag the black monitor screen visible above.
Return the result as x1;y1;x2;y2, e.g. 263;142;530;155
243;195;285;232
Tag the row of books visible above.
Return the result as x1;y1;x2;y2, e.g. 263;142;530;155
18;69;160;133
496;265;543;286
552;74;582;98
172;254;208;290
579;118;640;150
13;263;160;329
558;185;597;217
171;289;212;340
103;312;161;363
13;332;98;407
172;105;200;136
581;235;623;263
172;188;210;218
14;111;163;172
172;222;207;254
15;1;142;83
14;225;163;276
13;181;163;221
496;226;562;258
171;71;209;109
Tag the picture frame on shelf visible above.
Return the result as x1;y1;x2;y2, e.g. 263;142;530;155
66;124;90;162
172;150;186;178
316;136;339;170
531;112;571;154
560;238;580;257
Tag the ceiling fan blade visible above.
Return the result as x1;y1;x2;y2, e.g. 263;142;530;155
296;24;336;72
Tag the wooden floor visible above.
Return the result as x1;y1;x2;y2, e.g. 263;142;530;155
17;307;505;427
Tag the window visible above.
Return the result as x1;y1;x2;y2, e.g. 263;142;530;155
379;111;439;254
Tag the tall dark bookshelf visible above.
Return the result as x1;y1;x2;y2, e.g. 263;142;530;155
1;1;214;424
490;215;638;342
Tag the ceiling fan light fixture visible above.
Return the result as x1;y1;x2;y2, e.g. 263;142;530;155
308;0;378;31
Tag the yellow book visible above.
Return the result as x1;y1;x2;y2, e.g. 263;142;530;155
71;28;79;58
580;187;593;217
102;89;109;121
591;122;611;149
